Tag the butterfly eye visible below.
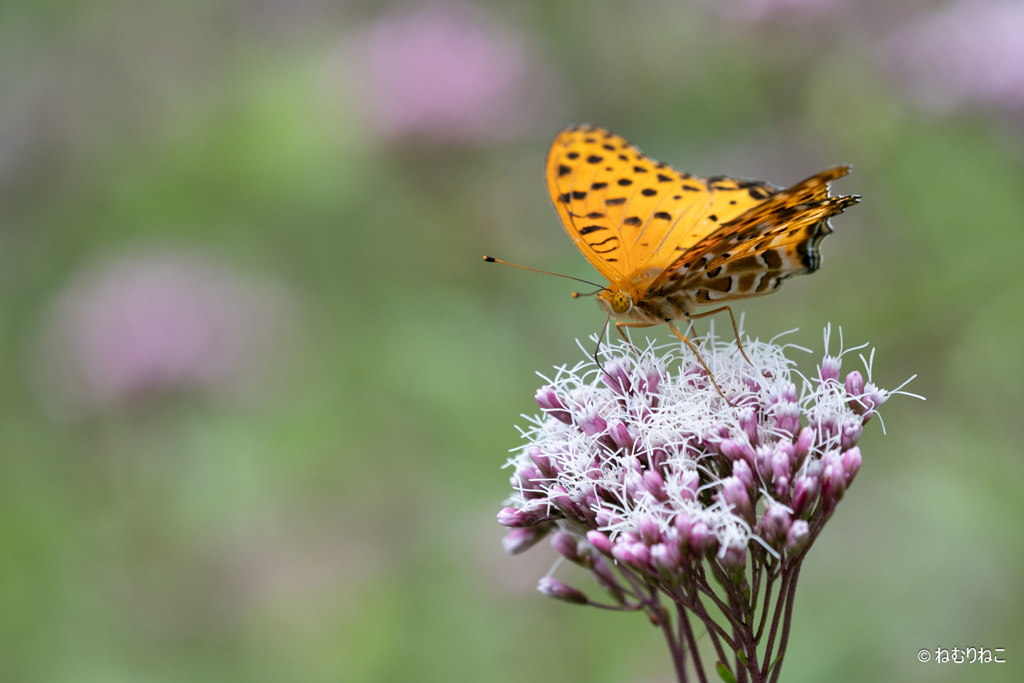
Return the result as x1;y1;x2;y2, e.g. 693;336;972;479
611;291;633;314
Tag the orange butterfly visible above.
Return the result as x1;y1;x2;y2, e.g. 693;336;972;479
489;125;859;401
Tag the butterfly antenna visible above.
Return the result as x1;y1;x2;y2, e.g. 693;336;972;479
571;288;605;298
483;256;609;292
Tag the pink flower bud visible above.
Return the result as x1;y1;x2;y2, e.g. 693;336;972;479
820;355;842;383
623;470;643;503
602;359;632;395
679;470;700;501
510;464;545;499
720;476;753;520
841;446;862;486
781;380;798;403
594;509;622;528
502;525;550;554
535;386;571;423
774;401;801;437
612;541;650;570
786;520;810;552
738;408;759;445
586;530;614;555
576;407;608;438
688;521;712;555
840;418;863;451
858;383;889;423
608;422;635;452
550;532;582;563
642;469;668;502
761;503;792;546
719;438;755;466
772;449;792;498
527;446;554;478
629;542;651;567
651;542;682;574
549;485;580;519
845;370;864;398
814;415;839;442
756;444;775;480
791;475;820;518
498;507;542;527
674;513;693;550
537;577;588;604
637;362;661;398
720;542;747;572
732;458;755;491
639;514;662;546
793;427;814;467
821;452;846;505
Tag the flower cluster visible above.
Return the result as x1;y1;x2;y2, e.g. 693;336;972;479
497;328;910;682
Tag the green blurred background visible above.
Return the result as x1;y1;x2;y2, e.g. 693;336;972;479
0;1;1021;681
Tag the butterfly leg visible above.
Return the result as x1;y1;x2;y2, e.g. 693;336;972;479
688;306;755;369
666;320;735;407
614;322;656;351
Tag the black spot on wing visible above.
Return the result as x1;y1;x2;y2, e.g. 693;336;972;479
572;190;587;199
653;211;672;220
617;178;633;186
657;174;672;182
623;216;642;226
591;182;608;190
641;188;657;197
558;164;571;177
579;225;606;235
587;155;603;164
606;197;627;206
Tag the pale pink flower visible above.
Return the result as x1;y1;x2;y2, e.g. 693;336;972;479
350;2;554;143
35;250;294;415
887;0;1024;112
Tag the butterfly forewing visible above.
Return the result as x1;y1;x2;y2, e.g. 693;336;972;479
547;126;780;282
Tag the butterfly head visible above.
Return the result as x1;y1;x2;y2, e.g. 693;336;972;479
597;289;634;317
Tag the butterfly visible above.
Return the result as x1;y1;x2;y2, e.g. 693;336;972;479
544;125;858;398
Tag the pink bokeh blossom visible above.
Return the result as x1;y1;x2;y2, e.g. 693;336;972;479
351;2;550;143
36;250;294;415
887;0;1024;112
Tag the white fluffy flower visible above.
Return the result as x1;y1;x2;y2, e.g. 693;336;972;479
499;327;914;575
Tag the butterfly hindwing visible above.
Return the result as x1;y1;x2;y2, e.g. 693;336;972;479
662;167;858;304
